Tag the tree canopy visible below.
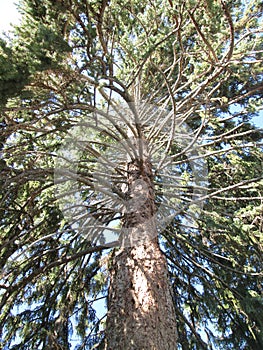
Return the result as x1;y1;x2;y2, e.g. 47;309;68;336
0;0;262;349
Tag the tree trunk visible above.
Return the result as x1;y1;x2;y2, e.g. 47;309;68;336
105;147;178;349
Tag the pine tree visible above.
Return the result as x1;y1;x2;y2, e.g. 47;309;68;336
0;0;262;349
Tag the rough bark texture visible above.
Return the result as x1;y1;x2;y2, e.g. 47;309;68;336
105;152;178;349
105;241;178;350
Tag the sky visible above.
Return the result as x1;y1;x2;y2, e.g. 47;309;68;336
0;0;21;32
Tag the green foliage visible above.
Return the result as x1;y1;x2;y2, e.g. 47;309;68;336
0;0;72;107
0;39;30;106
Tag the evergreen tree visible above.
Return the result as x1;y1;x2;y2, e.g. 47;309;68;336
0;0;262;349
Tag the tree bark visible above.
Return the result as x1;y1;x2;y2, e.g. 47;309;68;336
105;151;178;349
